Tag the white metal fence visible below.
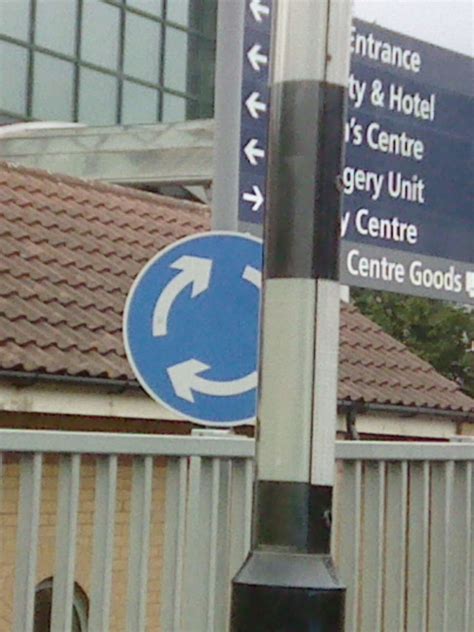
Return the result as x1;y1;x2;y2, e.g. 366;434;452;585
0;429;472;632
334;442;473;632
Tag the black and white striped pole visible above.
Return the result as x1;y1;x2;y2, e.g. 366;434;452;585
231;1;352;630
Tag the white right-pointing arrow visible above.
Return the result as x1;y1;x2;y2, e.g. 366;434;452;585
243;139;265;166
152;256;212;337
245;91;267;119
247;44;268;72
242;185;264;212
167;359;257;403
249;0;270;22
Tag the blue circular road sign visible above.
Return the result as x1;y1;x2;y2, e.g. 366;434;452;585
123;231;263;426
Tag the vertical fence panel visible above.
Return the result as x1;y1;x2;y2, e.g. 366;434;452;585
89;455;118;632
444;462;470;632
0;453;3;511
51;453;81;632
161;457;188;632
383;461;408;632
13;452;43;632
428;461;453;632
206;459;221;631
0;451;3;566
335;460;362;632
360;460;385;632
210;459;233;632
243;459;253;553
181;456;214;632
466;462;473;632
126;455;153;632
228;458;253;581
406;461;430;631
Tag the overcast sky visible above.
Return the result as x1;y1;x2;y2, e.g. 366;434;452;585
352;0;474;56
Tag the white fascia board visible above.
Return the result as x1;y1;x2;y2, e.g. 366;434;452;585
0;383;460;437
0;382;184;421
337;412;457;439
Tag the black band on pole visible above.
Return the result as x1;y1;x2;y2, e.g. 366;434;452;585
264;81;347;281
313;82;348;281
264;80;320;279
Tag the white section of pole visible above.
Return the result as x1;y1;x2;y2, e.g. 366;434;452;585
271;0;329;82
311;279;342;486
326;0;354;86
258;279;316;482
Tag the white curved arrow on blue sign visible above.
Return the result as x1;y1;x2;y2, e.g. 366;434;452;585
167;359;258;403
152;255;212;336
242;265;262;289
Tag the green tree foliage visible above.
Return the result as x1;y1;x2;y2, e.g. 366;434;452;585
352;289;474;397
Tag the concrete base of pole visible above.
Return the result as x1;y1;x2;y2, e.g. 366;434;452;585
230;550;345;631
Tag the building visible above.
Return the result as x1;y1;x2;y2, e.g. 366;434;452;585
1;161;473;439
0;0;217;126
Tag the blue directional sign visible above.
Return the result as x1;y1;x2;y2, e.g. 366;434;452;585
237;14;474;303
238;0;272;229
123;232;263;426
340;20;474;303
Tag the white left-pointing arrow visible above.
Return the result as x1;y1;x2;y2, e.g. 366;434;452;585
247;44;268;72
250;0;270;23
242;185;264;211
167;359;258;403
153;256;212;337
245;92;267;119
243;139;265;166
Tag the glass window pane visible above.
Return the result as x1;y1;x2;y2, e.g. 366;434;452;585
124;13;160;82
166;0;190;27
127;0;162;16
0;41;28;116
36;0;77;56
162;93;186;122
81;1;120;71
0;0;30;41
122;80;158;123
79;68;117;125
32;53;74;121
164;27;187;92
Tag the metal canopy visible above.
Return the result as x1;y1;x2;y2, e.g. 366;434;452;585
0;120;214;188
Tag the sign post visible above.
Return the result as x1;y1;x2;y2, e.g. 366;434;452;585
231;0;352;629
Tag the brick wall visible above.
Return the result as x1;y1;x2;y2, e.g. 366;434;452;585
0;454;167;631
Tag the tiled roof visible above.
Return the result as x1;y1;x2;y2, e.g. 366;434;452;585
1;162;473;415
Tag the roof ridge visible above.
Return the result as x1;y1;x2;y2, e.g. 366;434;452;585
0;160;210;215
